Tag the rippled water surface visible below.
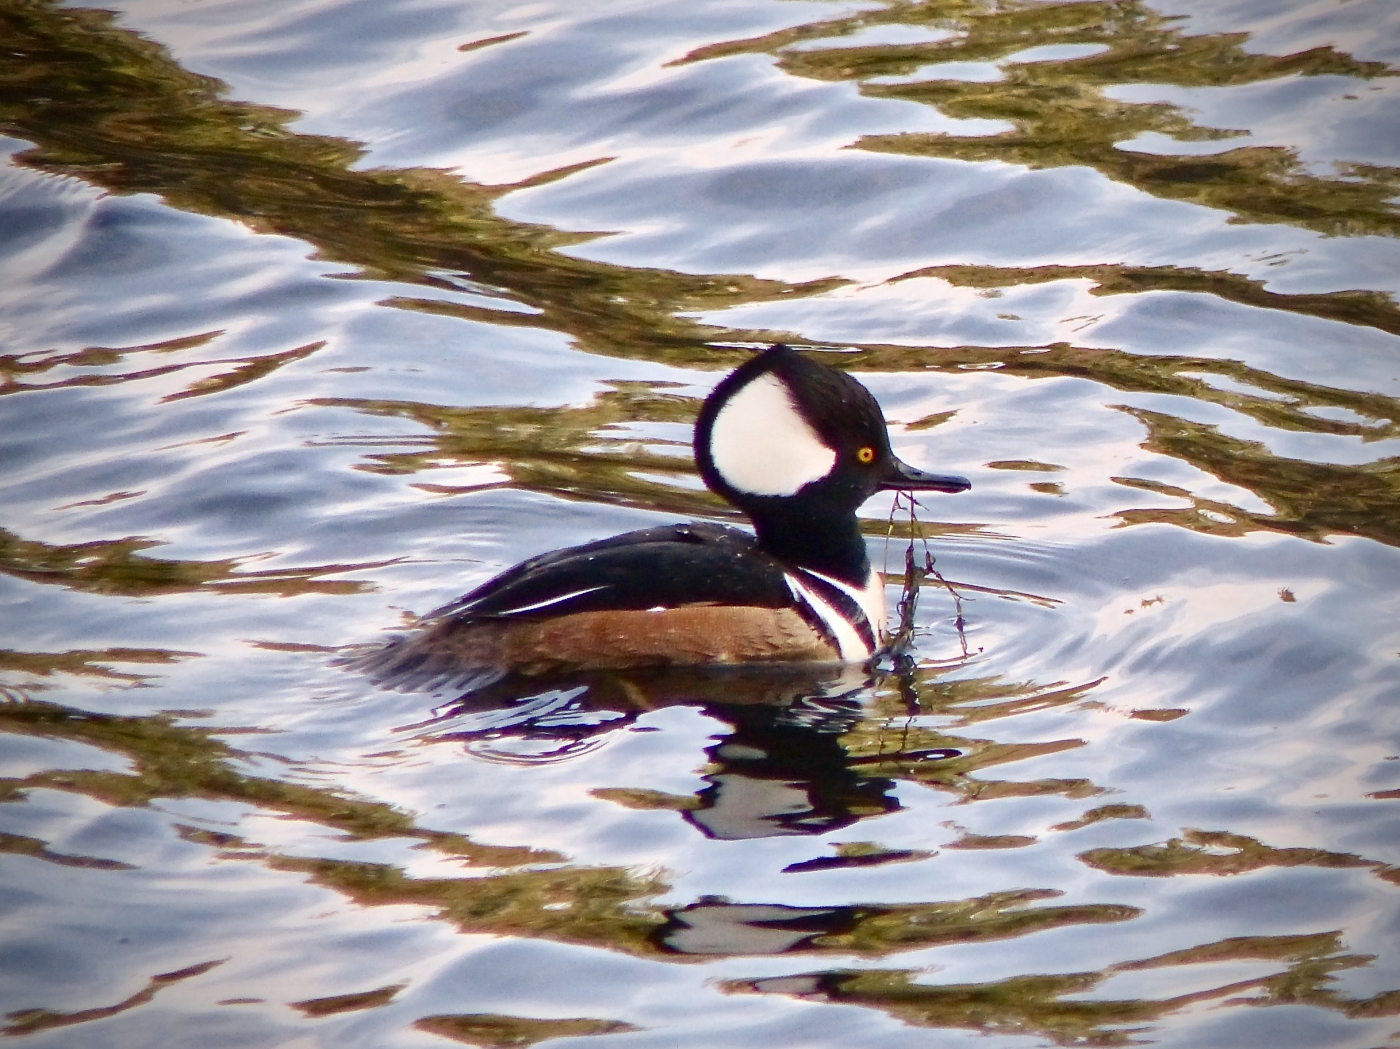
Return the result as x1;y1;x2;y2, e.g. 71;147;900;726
3;0;1400;1045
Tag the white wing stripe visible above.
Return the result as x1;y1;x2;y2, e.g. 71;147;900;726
487;585;608;616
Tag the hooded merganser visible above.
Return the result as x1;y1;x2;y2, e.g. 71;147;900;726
355;345;969;691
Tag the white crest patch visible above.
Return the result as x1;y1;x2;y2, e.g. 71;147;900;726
709;373;835;496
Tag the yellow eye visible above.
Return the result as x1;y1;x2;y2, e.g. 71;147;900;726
856;446;875;464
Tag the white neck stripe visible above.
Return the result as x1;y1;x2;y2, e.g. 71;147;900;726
785;573;874;661
800;566;887;643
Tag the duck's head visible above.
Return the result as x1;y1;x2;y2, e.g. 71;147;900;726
695;345;970;521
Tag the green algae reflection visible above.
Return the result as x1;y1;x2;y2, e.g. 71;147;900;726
4;0;1399;573
0;524;380;597
837;342;1400;549
2;684;1396;1039
727;930;1400;1047
413;1014;640;1047
0;696;1133;961
681;0;1400;239
0;693;1165;1042
0;0;839;370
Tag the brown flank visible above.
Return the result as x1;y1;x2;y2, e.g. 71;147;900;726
410;605;839;676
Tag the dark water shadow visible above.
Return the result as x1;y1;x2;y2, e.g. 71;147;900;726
398;662;918;840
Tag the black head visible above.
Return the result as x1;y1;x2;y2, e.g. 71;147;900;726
695;345;969;515
693;346;969;579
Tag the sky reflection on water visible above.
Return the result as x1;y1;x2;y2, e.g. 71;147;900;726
1;0;1399;1046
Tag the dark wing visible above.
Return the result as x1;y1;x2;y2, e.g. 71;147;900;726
429;523;794;622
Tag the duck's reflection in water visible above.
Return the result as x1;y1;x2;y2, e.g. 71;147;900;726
400;663;956;840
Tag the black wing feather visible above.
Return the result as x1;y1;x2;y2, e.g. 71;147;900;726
430;523;793;622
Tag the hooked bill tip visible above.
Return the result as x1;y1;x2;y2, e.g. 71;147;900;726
882;458;971;493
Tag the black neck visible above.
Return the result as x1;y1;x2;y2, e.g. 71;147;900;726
746;501;871;585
